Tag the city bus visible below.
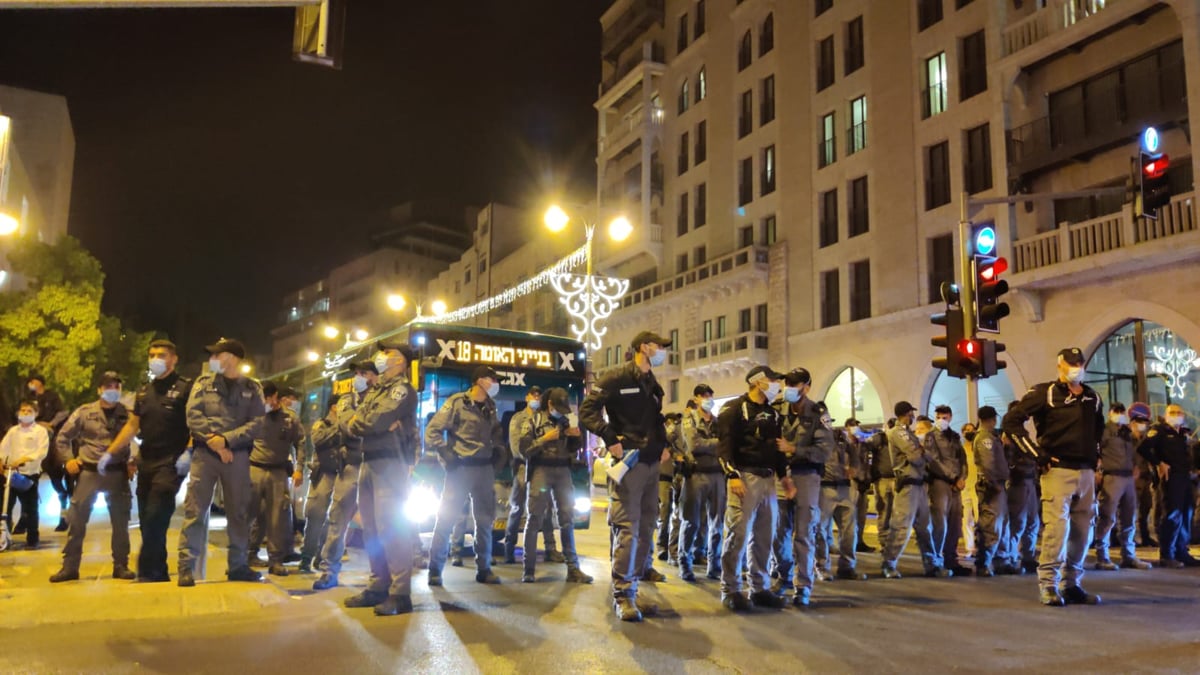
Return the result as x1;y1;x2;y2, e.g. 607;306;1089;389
272;322;594;555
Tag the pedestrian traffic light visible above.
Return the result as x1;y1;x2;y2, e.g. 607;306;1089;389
974;255;1010;334
956;338;984;377
1138;150;1171;219
932;302;966;378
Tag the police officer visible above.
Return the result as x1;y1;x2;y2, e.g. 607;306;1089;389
925;405;970;576
844;419;874;553
1137;403;1200;569
815;403;867;582
300;395;342;573
516;387;593;584
49;371;135;583
1004;398;1041;575
776;368;831;606
425;365;506;586
651;412;683;573
504;386;560;565
869;418;897;549
101;340;193;582
178;338;266;586
313;361;377;591
1094;402;1153;571
580;330;671;622
678;384;724;582
1132;401;1160;548
246;382;306;577
1004;347;1104;607
881;401;948;579
972;406;1010;576
339;341;419;615
717;365;791;612
27;374;70;532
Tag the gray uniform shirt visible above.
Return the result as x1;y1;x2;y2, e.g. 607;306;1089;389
55;401;129;464
251;409;305;467
518;411;581;464
343;372;418;459
424;391;503;464
822;429;853;482
186;373;265;452
778;398;834;467
509;407;533;462
973;428;1009;484
924;429;966;482
1099;422;1137;473
888;424;927;482
681;408;720;473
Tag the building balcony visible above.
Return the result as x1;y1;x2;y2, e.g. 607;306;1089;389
618;245;769;312
682;331;770;378
599;104;664;159
599;41;666;104
595;222;663;272
1000;0;1159;68
1011;191;1198;291
601;0;665;65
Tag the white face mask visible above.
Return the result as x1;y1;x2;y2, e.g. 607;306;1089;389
935;419;950;432
699;397;715;412
18;414;35;425
916;432;928;444
1110;414;1129;426
1066;366;1084;384
764;381;781;402
353;375;369;393
1132;422;1148;434
101;389;122;404
648;348;668;368
486;381;500;399
265;403;276;414
528;399;540;411
148;358;168;377
1166;414;1186;428
208;357;223;374
374;353;393;374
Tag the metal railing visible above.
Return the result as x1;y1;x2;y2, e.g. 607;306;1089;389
599;104;664;155
1002;0;1123;57
684;331;769;365
1012;191;1196;273
602;0;665;62
622;245;768;308
847;122;866;155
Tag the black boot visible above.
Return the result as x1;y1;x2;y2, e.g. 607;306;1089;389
374;594;413;616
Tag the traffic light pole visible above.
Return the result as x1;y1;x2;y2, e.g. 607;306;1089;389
959;194;979;422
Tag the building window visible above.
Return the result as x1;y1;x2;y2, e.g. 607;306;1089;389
678;192;689;235
695;182;707;227
677;253;689;274
959;29;987;101
817;36;835;92
761;145;776;195
465;268;471;283
923;52;948;119
819;188;838;248
695;120;707;164
694;245;707;266
762;215;777;245
845;16;864;75
739;307;752;332
678;131;689;175
479;258;487;274
696;66;707;102
694;0;706;39
848;176;869;237
850;259;871;321
756;303;768;331
819;112;837;168
918;0;943;31
678;79;690;115
964;123;992;194
677;13;689;54
669;379;679;404
738;157;754;206
716;315;727;339
816;0;833;16
702;319;713;343
739;90;753;138
738;30;752;71
760;13;774;56
821;269;841;328
925;140;951;210
848;95;867;154
927;234;955;304
761;75;776;126
739;225;754;247
669;329;680;365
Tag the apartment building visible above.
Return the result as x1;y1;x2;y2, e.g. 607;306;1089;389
593;0;1200;423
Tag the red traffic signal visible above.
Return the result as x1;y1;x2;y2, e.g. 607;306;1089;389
979;257;1008;282
957;339;979;358
956;338;984;376
1143;154;1169;179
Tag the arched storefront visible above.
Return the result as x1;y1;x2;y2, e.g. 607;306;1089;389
1085;319;1199;422
925;371;1015;423
822;366;885;426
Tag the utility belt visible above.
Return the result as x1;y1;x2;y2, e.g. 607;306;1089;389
1047;457;1094;471
789;462;823;476
659;474;674;483
79;462;100;473
456;455;494;467
1103;469;1134;477
1009;471;1037;481
692;466;723;476
738;466;776;479
250;460;289;471
821;479;851;488
897;477;926;489
530;458;571;468
929;475;954;485
363;448;400;462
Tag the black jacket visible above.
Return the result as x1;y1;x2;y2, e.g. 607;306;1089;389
580;361;666;466
1137;422;1196;485
716;394;787;478
1003;380;1104;469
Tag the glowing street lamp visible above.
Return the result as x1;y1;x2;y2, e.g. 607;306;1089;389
608;216;633;242
353;328;369;342
240;363;253;375
542;205;632;351
386;293;406;312
322;325;340;340
0;213;17;237
431;299;448;317
305;350;320;363
543;205;570;233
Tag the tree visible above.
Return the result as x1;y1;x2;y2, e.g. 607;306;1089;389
93;314;156;394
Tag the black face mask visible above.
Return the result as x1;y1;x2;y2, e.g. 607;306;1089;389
964;431;976;443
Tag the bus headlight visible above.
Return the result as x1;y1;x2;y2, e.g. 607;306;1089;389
404;485;439;523
573;496;591;514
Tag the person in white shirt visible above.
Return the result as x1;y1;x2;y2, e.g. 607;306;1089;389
1;401;51;549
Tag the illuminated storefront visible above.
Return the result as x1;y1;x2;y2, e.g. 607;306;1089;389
1086;320;1199;422
822;367;885;426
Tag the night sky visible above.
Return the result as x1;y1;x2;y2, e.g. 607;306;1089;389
0;1;605;360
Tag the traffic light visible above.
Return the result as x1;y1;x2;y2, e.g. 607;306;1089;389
981;339;1007;377
932;281;966;377
974;255;1010;334
956;338;984;377
1138;150;1171;218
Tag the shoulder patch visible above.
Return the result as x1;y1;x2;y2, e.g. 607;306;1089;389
390;385;408;401
1147;429;1157;438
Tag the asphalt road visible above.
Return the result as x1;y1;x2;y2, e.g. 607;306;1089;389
2;488;1199;674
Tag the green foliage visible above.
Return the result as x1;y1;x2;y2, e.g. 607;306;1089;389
93;315;156;394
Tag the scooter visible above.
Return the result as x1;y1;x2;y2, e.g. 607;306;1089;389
0;467;35;553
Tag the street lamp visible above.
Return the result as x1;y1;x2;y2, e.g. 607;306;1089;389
241;363;253;375
0;213;17;237
322;325;340;340
386;293;406;312
353;328;369;342
430;299;448;317
542;205;632;351
305;350;320;363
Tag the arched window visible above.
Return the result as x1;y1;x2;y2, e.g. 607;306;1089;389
760;13;775;56
1085;320;1199;421
678;79;690;115
696;66;707;102
738;30;752;71
927;370;1015;425
822;367;884;425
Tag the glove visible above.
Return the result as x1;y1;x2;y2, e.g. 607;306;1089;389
97;452;116;476
175;450;193;477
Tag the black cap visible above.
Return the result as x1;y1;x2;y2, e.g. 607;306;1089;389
784;368;812;386
352;360;378;375
472;365;499;383
1058;347;1085;366
205;338;246;359
631;330;672;351
894;401;916;417
978;405;998;422
281;387;300;400
693;383;715;397
845;418;860;427
149;339;177;353
745;365;782;384
1109;402;1126;413
376;340;416;364
544;387;571;415
26;373;45;385
526;385;543;398
98;370;123;387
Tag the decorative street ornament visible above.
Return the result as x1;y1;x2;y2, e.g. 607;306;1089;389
322;351;355;380
1150;345;1197;400
551;272;629;352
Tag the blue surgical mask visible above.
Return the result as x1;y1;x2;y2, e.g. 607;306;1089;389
148;358;168;377
101;389;122;404
765;381;782;402
700;398;715;412
550;409;563;420
783;386;801;404
486;381;500;399
353;375;368;393
18;414;35;425
649;348;668;367
208;357;223;374
528;399;541;411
